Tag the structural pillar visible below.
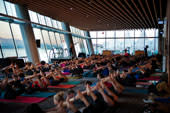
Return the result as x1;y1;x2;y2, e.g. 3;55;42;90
15;4;40;64
166;0;170;85
61;22;76;58
158;29;163;55
85;31;94;55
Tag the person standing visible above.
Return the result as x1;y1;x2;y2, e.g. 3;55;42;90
144;45;149;57
69;44;73;59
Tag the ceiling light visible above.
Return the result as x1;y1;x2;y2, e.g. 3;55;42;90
70;7;73;10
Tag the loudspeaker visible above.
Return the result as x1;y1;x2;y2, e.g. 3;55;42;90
36;39;40;48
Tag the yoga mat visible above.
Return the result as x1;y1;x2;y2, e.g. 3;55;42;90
154;97;170;103
151;73;163;77
0;96;46;103
68;76;82;79
21;92;56;97
61;81;81;85
136;82;152;86
90;82;112;88
123;88;148;94
138;76;160;81
48;84;75;89
155;69;162;73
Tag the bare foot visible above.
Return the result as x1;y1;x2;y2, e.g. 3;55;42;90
75;90;84;99
86;84;92;96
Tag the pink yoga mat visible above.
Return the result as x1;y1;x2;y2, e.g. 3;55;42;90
136;82;152;85
138;76;160;81
48;84;75;88
0;96;46;103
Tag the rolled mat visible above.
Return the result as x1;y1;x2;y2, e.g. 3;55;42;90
0;96;46;103
48;84;75;88
61;81;81;85
21;92;56;97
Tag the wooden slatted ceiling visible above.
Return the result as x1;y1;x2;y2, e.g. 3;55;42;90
8;0;167;31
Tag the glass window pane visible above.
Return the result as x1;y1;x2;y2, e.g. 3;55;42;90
97;39;105;54
0;21;17;57
33;28;48;62
45;17;52;27
49;32;57;48
5;1;17;17
155;29;158;37
0;0;6;14
28;10;38;23
11;24;27;57
80;31;84;36
83;39;89;55
125;38;134;54
145;29;155;37
125;30;134;37
145;38;154;56
116;30;124;37
155;38;158;54
97;31;105;38
0;51;2;58
135;38;144;51
115;39;124;53
60;34;68;57
49;32;59;58
55;33;62;48
106;39;115;50
42;30;52;59
37;14;46;25
135;29;144;37
52;19;58;29
92;39;97;54
73;37;81;56
90;31;96;38
106;31;115;38
57;21;62;30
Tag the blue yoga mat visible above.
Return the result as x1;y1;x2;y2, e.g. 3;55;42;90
21;92;56;98
154;97;170;103
61;81;81;85
123;88;148;94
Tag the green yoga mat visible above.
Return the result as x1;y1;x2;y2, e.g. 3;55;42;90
61;81;81;85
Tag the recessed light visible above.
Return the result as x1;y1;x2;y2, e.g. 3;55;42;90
70;8;73;10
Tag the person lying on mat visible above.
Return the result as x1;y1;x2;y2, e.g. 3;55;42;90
40;69;67;86
46;91;67;113
66;82;117;113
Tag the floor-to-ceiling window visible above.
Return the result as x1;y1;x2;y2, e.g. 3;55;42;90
90;29;158;55
70;26;90;56
0;21;17;57
33;28;48;62
0;1;27;59
11;23;26;57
